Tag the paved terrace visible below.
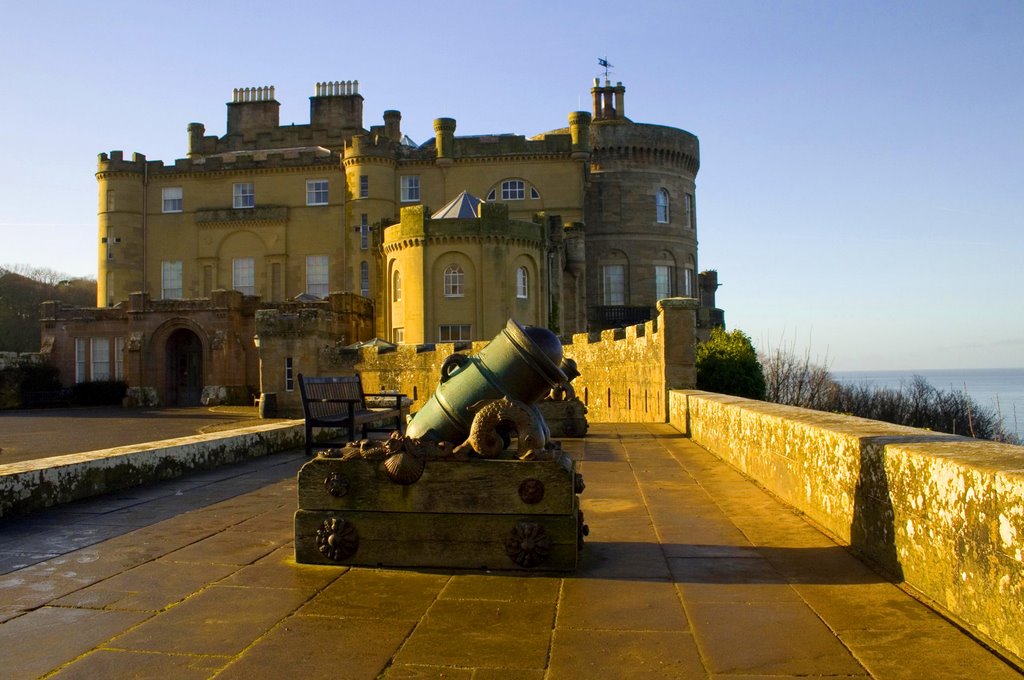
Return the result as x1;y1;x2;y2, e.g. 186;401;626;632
0;424;1020;679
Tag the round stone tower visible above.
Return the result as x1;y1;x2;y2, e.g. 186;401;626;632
95;151;148;307
584;79;700;330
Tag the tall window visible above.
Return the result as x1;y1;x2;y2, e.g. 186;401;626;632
603;264;625;305
91;337;111;381
360;261;370;297
306;255;329;298
684;193;694;229
656;189;670;223
284;357;294;391
233;257;255;295
655;265;672;300
400;175;420;202
360;213;369;250
501;179;525;200
683;266;695;297
233;182;254;209
161;260;183;299
162;186;182;213
75;338;86;383
306;179;328;206
392;270;402;302
115;337;125;380
443;264;464;297
516;267;529;299
438;324;472;342
106;189;115;212
359;175;369;198
393;328;405;344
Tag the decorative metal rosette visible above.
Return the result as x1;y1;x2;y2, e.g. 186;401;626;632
316;517;359;561
504;522;552;568
324;472;349;497
518;478;545;505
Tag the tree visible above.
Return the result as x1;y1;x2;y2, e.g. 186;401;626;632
696;327;767;400
0;265;96;352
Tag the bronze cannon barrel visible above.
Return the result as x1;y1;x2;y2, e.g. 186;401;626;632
405;319;567;444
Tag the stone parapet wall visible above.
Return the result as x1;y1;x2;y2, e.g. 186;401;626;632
670;390;1024;664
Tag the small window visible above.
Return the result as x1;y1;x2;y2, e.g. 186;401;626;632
516;267;528;299
233;257;255;295
91;337;111;381
360;261;370;297
359;175;369;198
106;189;115;212
161;260;183;299
438;324;472;342
114;337;125;380
603;264;625;305
360;213;369;250
486;188;496;202
683;266;695;297
162;187;182;213
75;338;86;383
306;179;328;206
400;175;420;202
393;327;405;344
392;270;402;302
306;255;329;298
233;182;254;209
501;179;525;201
684;193;694;229
285;357;294;391
655;265;672;300
530;187;540;200
656;189;669;223
443;264;464;297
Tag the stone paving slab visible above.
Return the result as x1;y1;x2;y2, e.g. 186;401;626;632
0;424;1020;679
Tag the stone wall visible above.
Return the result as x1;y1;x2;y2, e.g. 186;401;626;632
670;389;1024;664
258;297;698;421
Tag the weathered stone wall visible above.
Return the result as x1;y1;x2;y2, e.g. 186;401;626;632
670;390;1024;664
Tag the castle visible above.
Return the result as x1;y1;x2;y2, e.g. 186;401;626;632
42;78;722;406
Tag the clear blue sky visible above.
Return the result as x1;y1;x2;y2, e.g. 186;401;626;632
1;1;1021;371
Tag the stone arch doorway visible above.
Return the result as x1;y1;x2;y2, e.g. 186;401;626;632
165;328;203;406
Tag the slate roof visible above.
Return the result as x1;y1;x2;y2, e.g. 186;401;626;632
431;190;483;219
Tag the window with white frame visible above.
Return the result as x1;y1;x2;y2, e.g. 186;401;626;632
684;193;694;229
360;213;369;250
91;337;111;381
359;175;368;198
603;264;625;305
360;261;370;297
285;357;294;391
683;266;695;297
438;324;472;342
233;182;254;209
75;338;86;383
486;188;496;202
393;327;405;344
161;260;183;299
655;265;672;301
392;270;402;302
516;267;529;299
443;264;464;297
233;257;255;295
400;175;420;202
115;337;125;380
162;186;182;213
306;179;328;206
306;255;329;298
501;179;525;201
656;188;670;223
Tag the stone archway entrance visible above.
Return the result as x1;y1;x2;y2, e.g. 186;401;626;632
165;328;203;406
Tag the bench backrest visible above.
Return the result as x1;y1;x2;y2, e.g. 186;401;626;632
298;374;365;420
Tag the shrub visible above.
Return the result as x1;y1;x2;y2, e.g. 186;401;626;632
0;358;62;409
70;380;128;406
696;328;767;400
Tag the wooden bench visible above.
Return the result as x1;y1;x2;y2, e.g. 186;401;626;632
298;374;407;455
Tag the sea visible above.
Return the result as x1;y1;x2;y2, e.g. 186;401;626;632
832;368;1024;441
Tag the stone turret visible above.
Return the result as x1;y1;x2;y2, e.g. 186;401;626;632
433;117;456;166
568;110;592;159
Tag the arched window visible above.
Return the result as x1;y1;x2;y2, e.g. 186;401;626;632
501;179;525;201
444;264;464;297
392;270;401;302
656;189;670;223
516;267;529;299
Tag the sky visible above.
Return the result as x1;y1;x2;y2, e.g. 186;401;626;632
1;1;1021;371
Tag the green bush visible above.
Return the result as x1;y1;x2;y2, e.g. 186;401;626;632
696;328;767;400
0;359;62;409
70;380;128;406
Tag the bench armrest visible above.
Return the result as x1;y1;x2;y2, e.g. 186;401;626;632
363;393;406;408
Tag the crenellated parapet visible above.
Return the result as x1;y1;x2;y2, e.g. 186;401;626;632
590;122;700;173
